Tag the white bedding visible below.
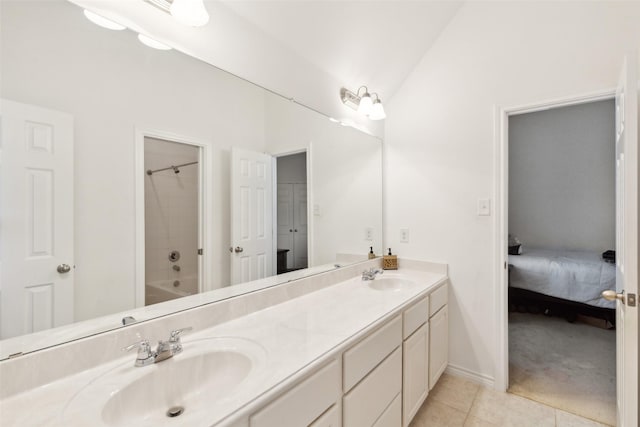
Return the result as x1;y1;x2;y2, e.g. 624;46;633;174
509;248;615;309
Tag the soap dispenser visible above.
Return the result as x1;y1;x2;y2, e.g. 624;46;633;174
383;248;398;270
368;246;376;259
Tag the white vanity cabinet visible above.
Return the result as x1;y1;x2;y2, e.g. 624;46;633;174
343;315;402;427
245;280;449;427
429;283;449;390
250;360;341;427
402;297;430;426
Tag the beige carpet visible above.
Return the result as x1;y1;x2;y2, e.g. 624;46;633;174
509;312;616;426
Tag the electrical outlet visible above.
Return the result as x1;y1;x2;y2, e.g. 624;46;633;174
365;227;373;241
400;228;410;243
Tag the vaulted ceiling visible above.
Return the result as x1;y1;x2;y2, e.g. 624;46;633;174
218;0;463;102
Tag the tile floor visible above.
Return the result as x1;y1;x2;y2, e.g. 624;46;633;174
409;373;612;427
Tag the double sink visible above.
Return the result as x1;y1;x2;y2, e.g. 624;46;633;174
60;272;419;426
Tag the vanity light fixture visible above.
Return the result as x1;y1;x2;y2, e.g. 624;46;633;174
368;94;386;121
340;86;386;121
83;10;126;31
145;0;210;27
137;33;173;50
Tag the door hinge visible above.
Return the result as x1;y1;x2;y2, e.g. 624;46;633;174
628;293;636;307
504;261;507;269
197;248;203;255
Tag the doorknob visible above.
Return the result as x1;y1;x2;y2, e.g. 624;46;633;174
602;290;625;303
234;246;244;253
57;264;71;274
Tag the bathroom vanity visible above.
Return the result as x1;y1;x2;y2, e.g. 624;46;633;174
0;259;448;426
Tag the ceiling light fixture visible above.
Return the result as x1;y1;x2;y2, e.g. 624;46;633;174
145;0;210;27
170;0;210;27
137;33;172;50
83;10;126;31
340;86;386;121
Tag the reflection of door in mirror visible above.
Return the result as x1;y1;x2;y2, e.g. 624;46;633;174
276;152;309;273
0;99;75;339
143;137;201;305
230;148;274;285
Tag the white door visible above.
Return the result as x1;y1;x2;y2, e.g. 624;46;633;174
293;183;308;269
609;54;638;427
230;147;273;285
0;99;74;339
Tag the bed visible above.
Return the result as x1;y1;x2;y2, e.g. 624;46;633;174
508;248;616;324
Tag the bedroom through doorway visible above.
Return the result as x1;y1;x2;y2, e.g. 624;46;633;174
506;98;617;426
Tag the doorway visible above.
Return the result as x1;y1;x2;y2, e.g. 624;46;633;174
498;94;618;425
276;152;309;274
135;129;213;307
143;137;201;305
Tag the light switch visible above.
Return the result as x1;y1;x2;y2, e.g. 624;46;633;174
478;199;491;216
313;204;321;216
400;228;410;243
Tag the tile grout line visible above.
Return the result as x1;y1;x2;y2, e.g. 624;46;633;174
461;383;483;426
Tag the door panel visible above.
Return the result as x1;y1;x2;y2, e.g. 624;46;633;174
0;99;74;339
231;148;273;285
613;53;638;427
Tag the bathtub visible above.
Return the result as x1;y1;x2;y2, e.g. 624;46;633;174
145;277;198;306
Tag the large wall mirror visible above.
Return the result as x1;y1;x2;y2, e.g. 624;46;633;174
0;0;383;359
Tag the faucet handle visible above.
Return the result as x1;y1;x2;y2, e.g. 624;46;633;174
122;339;155;367
169;327;193;343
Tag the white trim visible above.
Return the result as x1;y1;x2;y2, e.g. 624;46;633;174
493;88;616;392
134;128;214;308
445;364;495;389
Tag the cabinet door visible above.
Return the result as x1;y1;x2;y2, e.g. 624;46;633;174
402;322;429;426
429;305;448;390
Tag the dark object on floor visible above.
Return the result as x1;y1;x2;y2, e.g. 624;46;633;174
602;250;615;263
508;244;521;255
509;287;615;327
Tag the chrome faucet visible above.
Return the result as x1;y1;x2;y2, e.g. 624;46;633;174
123;327;193;367
362;268;384;281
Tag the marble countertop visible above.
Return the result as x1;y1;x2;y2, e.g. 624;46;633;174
1;267;447;426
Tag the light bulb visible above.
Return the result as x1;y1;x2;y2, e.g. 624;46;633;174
358;93;373;115
369;100;386;120
170;0;210;27
137;34;172;51
83;10;126;31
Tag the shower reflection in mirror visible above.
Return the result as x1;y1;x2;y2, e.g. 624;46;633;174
144;137;201;305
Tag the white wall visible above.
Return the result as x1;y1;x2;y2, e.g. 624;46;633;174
384;1;640;383
69;0;384;139
509;100;615;252
1;1;267;320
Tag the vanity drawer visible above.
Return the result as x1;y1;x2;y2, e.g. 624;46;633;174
250;360;340;427
373;393;401;427
403;296;428;339
343;315;402;392
343;347;402;427
429;283;448;317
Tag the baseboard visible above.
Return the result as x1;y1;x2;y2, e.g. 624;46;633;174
445;363;495;388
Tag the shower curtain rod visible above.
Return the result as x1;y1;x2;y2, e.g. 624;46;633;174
146;161;198;176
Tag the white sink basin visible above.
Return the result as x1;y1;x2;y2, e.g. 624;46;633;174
62;337;266;426
367;277;418;291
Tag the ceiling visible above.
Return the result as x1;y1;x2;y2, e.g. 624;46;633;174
218;0;464;102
